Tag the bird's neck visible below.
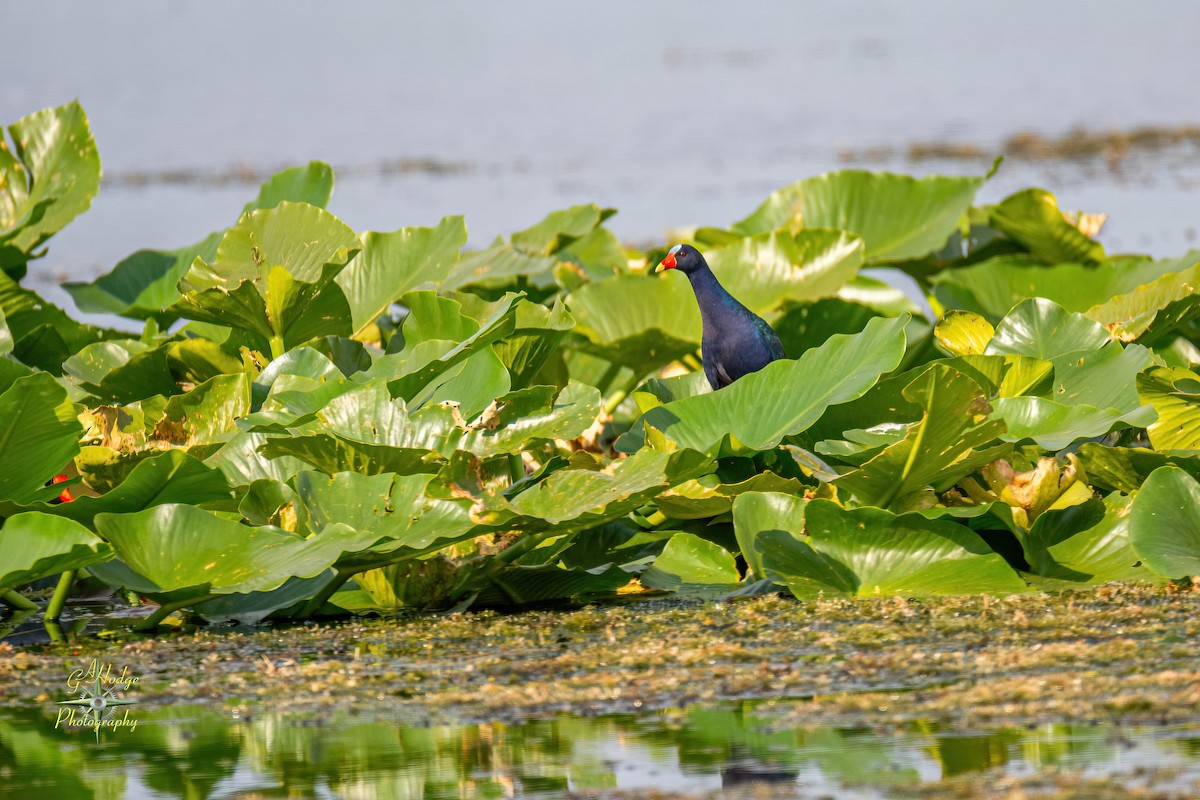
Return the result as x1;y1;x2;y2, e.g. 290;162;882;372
685;267;741;322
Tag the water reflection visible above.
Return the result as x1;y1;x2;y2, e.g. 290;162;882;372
2;701;1199;799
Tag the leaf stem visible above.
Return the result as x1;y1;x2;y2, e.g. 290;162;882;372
1;590;37;612
43;570;75;623
269;334;286;360
133;593;218;631
296;569;353;618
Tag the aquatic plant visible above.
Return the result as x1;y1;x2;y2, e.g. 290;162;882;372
2;101;1199;631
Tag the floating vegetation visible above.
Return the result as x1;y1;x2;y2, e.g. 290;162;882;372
1;101;1199;636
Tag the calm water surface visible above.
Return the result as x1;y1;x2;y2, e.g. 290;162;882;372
5;2;1200;325
3;701;1199;799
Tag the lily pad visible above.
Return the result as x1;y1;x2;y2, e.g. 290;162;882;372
756;500;1027;598
0;101;101;276
0;513;112;592
618;314;909;454
1128;466;1200;578
732;170;985;262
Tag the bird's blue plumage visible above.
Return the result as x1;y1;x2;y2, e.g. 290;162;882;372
668;247;785;390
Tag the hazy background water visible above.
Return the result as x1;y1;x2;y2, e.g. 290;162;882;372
5;0;1200;323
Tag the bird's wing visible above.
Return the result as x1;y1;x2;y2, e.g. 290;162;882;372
752;315;786;361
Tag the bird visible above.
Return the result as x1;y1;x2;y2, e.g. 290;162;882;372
657;243;785;390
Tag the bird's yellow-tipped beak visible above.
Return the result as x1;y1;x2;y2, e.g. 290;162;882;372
657;252;677;272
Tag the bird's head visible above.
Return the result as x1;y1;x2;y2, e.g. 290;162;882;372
656;243;705;275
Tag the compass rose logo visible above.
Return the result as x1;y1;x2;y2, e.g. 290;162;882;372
55;659;140;738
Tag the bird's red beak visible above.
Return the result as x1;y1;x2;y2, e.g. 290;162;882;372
659;252;677;271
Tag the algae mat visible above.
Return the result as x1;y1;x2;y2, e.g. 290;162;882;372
2;585;1200;798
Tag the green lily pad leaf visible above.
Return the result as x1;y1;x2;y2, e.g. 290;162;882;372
732;170;985;262
1077;443;1200;494
934;311;994;357
771;296;888;361
166;337;247;386
567;274;701;377
618;314;909;454
1137;366;1200;451
0;101;101;276
174;203;360;355
408;343;510;421
836;364;1009;509
93;503;381;595
292;470;431;544
0;450;230;525
654;470;804;520
1128;466;1200;578
1085;260;1200;343
206;430;310;487
337;216;466;335
640;532;740;590
191;572;335;625
638;370;713;407
756;500;1027;598
703;229;863;316
732;491;807;581
464;561;633;608
0;308;11;356
63;162;334;321
511;203;614;256
988;188;1105;264
356;559;458;610
1036;493;1159;584
931;252;1196;322
506;448;709;527
0;270;112;371
238;478;297;527
491;299;575;390
0;513;112;592
0;373;82;503
440;204;611;290
257;382;457;475
986;298;1111;359
385;292;520;403
244;161;335;211
251;346;341;409
180;201;359;292
1051;340;1151;413
397;291;481;347
61;339;152;387
456;381;601;456
554;226;628;281
442;241;555;291
153;373;250;446
1015;497;1107;578
991;398;1146;451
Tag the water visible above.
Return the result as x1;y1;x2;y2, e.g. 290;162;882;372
2;701;1198;799
5;2;1200;328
